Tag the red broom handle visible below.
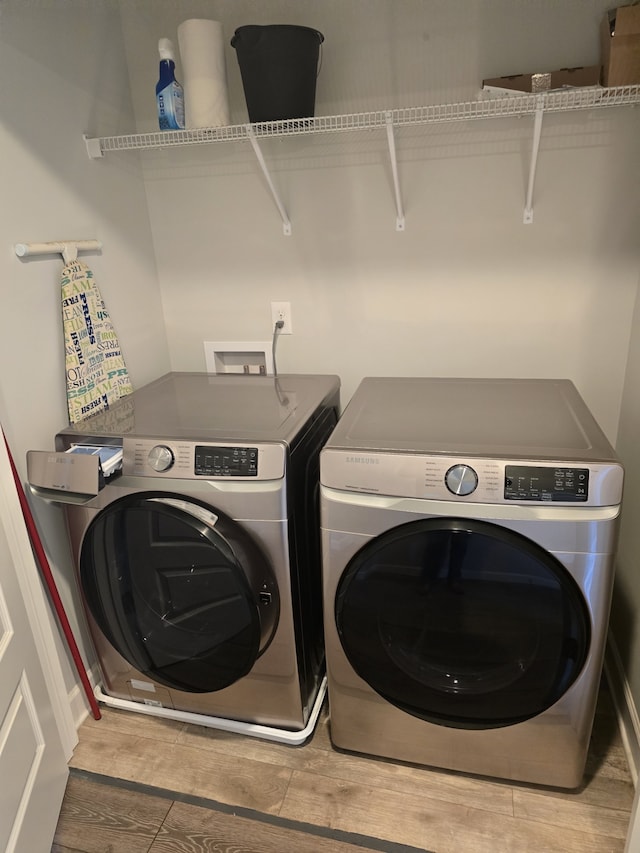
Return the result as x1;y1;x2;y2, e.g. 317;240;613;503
4;434;101;720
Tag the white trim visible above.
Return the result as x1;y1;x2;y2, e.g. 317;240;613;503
626;783;640;853
0;437;77;758
68;665;101;729
605;634;640;785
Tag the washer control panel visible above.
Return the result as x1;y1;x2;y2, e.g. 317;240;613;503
123;438;285;480
147;445;174;473
194;445;258;477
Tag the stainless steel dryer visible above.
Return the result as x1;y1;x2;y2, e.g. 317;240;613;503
30;372;339;741
320;377;623;787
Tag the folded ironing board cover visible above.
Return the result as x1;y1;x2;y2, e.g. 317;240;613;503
61;259;132;424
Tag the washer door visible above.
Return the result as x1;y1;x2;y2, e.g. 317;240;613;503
80;493;279;693
335;518;590;729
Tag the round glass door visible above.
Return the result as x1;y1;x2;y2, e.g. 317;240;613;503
335;518;590;729
80;493;279;693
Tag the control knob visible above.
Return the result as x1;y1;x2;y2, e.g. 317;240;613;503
445;464;478;496
148;445;174;472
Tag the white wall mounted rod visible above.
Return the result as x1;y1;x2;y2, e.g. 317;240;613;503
14;239;102;263
385;112;405;231
14;240;103;264
523;102;545;224
246;125;292;236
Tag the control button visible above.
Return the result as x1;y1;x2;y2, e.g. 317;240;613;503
445;464;479;497
259;591;272;606
147;445;174;472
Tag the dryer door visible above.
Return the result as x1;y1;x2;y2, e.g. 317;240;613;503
335;517;590;729
80;493;279;693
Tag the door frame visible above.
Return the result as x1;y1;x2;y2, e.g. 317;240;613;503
0;442;77;758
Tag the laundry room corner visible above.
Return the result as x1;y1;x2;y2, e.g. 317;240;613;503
1;1;640;850
0;0;171;721
609;272;640;786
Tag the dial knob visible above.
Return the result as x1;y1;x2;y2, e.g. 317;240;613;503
147;445;174;472
445;464;478;496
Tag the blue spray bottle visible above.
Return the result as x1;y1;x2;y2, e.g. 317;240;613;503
156;38;185;130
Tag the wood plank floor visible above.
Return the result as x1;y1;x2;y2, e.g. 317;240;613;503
54;676;634;853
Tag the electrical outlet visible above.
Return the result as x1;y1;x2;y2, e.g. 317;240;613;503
271;301;293;335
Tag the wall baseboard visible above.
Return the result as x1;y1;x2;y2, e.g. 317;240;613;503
68;665;100;730
605;634;640;786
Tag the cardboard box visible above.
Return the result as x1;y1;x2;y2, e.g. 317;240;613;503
601;4;640;86
482;65;601;95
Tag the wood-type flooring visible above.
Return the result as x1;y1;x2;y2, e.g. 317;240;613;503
53;676;634;853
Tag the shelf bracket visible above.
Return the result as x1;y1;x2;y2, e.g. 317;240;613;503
523;101;544;224
246;126;292;236
84;134;104;159
385;112;405;231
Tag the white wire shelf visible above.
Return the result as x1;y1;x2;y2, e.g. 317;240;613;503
84;86;640;157
83;85;640;233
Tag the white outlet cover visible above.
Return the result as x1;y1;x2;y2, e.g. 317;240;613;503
270;301;292;334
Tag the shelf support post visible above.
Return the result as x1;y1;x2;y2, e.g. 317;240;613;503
523;100;544;224
385;112;405;231
246;126;292;236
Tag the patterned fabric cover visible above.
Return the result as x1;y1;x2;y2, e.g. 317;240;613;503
61;259;132;424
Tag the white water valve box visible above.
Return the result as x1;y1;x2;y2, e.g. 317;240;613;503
204;341;275;375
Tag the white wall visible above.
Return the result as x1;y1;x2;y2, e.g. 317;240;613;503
118;0;639;441
0;0;170;702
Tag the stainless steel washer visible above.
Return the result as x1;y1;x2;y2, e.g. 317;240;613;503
35;372;339;739
320;377;623;786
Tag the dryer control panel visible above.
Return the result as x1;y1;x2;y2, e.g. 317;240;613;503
504;465;589;502
320;450;624;507
123;437;286;480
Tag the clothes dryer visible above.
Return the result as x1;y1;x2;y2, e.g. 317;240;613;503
31;372;339;740
320;377;623;786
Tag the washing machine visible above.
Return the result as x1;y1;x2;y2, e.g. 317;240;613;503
29;372;339;740
320;377;623;787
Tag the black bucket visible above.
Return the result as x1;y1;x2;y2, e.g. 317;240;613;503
231;24;324;123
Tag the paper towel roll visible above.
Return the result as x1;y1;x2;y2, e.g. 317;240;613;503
178;19;230;128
